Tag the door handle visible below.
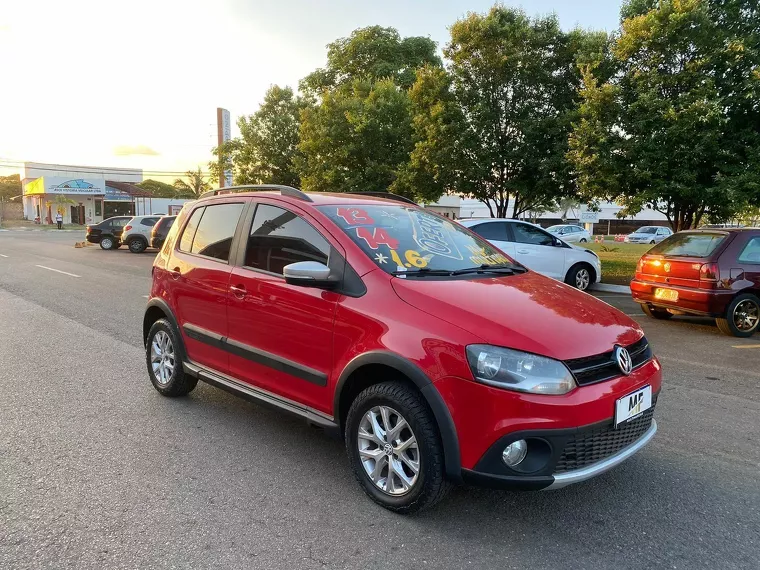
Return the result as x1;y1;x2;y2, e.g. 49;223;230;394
230;284;247;298
168;267;181;280
517;249;530;254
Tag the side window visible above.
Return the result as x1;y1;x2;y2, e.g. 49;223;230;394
512;223;554;246
112;219;126;228
189;203;244;261
178;207;205;253
470;222;507;241
738;237;760;263
245;204;329;275
140;217;159;227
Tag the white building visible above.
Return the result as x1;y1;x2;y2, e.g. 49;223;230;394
425;196;669;234
20;163;190;225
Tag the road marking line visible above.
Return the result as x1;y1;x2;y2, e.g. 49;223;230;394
35;265;81;278
733;344;760;349
0;254;8;258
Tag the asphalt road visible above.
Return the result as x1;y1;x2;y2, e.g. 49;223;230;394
1;230;759;570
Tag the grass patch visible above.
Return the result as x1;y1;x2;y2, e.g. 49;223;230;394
584;242;653;285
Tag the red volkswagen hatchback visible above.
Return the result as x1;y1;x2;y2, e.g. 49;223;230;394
631;229;760;337
143;186;662;513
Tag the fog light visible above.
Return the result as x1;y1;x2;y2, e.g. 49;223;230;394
502;439;528;467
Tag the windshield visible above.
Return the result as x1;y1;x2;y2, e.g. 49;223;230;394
648;232;727;257
547;225;565;232
636;227;658;234
319;204;514;275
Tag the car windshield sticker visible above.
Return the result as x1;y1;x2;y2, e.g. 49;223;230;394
337;207;374;226
355;226;400;250
408;209;463;260
465;244;510;266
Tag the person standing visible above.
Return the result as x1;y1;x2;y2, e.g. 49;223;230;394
55;212;63;230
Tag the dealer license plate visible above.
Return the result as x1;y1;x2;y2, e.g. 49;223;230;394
615;386;652;427
654;288;678;302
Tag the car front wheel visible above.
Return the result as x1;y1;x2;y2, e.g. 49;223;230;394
345;381;449;514
716;294;760;337
565;264;593;291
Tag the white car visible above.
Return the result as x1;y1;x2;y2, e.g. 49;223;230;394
459;218;602;291
546;224;591;243
121;215;163;253
624;226;673;244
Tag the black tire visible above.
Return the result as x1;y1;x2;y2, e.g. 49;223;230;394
564;263;594;291
579;238;588;243
650;240;656;245
715;294;760;337
641;304;673;319
345;381;450;514
128;237;148;253
99;236;115;250
145;319;198;397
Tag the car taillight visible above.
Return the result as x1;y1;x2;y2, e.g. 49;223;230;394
699;262;719;281
124;225;132;231
86;226;91;232
636;257;646;273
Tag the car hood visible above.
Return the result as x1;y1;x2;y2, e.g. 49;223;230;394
391;271;642;361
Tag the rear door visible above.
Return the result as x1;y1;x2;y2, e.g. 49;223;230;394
169;200;247;374
736;234;760;290
637;231;732;287
468;221;516;258
508;222;566;279
111;217;129;241
226;201;338;412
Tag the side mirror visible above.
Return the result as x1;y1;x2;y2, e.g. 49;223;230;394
553;238;564;247
283;261;338;289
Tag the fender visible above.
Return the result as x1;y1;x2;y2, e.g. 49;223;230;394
143;298;187;357
334;351;462;481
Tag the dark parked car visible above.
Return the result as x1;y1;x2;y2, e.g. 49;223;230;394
85;216;132;250
150;215;176;250
632;228;760;337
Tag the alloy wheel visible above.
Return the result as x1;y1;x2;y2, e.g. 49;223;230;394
150;330;175;385
576;268;591;291
357;406;419;496
733;299;759;332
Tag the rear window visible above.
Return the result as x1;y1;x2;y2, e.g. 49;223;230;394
648;232;727;258
738;237;760;263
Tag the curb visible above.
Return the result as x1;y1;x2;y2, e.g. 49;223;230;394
591;283;631;294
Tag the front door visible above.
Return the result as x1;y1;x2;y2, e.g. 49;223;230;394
509;222;566;280
171;200;246;374
226;202;338;413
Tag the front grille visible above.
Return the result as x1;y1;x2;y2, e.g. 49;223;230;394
565;337;652;386
554;404;656;473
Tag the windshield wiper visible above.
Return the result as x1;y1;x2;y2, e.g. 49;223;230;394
392;268;455;277
451;263;526;276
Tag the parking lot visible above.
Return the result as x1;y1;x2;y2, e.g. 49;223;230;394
1;230;759;569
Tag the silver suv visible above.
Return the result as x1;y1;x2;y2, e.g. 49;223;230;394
122;215;162;253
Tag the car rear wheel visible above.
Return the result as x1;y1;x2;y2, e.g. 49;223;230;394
128;237;148;253
146;319;198;396
345;381;449;514
565;263;593;291
641;304;673;319
649;240;656;244
716;294;760;337
579;238;588;243
99;236;115;250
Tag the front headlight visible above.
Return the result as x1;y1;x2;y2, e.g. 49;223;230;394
466;345;577;395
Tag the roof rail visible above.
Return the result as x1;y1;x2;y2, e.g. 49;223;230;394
345;192;417;205
198;185;313;202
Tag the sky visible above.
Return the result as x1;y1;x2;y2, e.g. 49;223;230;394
0;0;624;182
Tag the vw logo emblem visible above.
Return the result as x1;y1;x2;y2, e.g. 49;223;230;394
614;346;633;375
383;443;393;456
664;262;671;273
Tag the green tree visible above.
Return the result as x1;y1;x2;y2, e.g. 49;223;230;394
173;167;211;198
297;78;420;196
300;26;441;96
569;0;760;230
210;86;306;187
402;7;600;217
137;179;178;198
0;174;22;200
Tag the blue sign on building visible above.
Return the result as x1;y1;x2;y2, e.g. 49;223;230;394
104;185;133;202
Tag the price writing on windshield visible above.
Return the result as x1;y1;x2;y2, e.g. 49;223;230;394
337;207;374;226
356;226;400;250
389;249;428;268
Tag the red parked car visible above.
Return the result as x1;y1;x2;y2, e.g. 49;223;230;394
143;186;661;513
631;229;760;337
